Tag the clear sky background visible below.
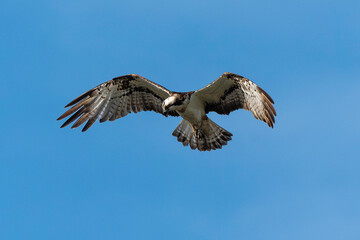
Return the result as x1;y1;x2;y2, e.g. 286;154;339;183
1;0;359;239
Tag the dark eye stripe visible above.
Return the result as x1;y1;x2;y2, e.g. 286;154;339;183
174;99;182;105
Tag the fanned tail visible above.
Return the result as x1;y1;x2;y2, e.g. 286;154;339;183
172;118;233;151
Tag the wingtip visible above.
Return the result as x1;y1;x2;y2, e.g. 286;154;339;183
57;112;69;121
81;127;89;132
223;72;244;79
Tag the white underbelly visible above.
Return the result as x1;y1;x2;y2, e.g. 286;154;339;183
177;95;205;126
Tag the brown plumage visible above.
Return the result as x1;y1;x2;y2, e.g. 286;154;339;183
58;72;276;151
195;73;276;128
57;74;178;132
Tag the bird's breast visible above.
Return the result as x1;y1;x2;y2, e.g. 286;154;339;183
177;96;205;125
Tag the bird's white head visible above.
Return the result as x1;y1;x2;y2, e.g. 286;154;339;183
162;94;189;115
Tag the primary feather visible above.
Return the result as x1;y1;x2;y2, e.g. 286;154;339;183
58;72;276;151
57;74;178;132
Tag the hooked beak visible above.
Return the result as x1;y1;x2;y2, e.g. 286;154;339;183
162;102;169;116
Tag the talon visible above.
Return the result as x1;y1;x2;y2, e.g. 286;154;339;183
196;129;203;139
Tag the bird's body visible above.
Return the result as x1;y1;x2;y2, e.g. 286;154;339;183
164;93;202;125
58;72;276;151
181;95;205;125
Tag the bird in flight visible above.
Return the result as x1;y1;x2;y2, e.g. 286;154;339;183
58;72;276;151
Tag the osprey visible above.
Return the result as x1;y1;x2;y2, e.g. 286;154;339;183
58;72;276;151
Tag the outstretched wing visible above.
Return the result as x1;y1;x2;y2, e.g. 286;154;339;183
193;72;276;127
57;74;178;132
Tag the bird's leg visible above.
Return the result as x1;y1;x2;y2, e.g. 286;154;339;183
197;115;209;138
194;122;204;139
191;124;200;138
195;129;200;138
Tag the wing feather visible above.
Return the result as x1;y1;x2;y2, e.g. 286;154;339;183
193;72;276;128
58;74;178;131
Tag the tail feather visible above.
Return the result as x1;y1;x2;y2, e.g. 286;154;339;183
172;118;233;151
173;119;191;146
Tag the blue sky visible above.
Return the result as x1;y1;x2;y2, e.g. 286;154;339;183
1;0;359;239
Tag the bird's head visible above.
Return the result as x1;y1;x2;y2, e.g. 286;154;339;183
162;94;188;116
